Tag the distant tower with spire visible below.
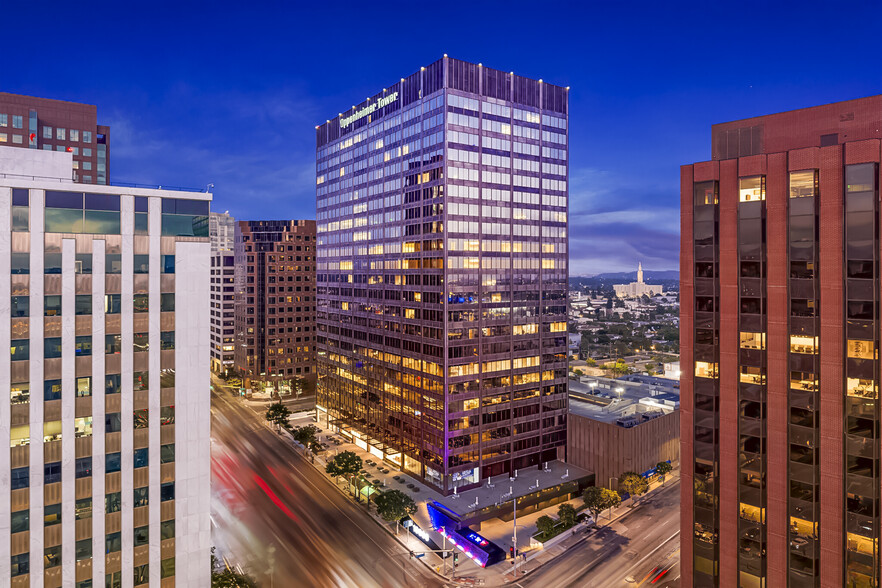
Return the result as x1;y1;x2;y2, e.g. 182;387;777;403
613;261;663;299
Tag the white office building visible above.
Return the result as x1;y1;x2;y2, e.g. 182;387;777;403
0;146;211;587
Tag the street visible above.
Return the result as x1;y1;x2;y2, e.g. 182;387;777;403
519;480;681;588
210;385;443;588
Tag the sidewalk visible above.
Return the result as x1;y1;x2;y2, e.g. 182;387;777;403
499;470;682;584
280;409;680;586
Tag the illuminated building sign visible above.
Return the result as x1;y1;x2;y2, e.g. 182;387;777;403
467;532;489;547
402;517;447;556
426;502;506;568
340;92;399;128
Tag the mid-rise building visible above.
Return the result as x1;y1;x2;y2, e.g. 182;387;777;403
233;220;316;394
210;212;236;374
315;56;569;495
0;93;110;185
567;374;679;488
0;145;211;587
682;95;882;587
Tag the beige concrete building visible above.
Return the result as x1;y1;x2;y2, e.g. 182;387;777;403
566;377;679;488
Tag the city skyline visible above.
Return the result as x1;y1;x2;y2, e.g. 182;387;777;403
3;1;879;274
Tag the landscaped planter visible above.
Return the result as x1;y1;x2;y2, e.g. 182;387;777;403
529;517;593;550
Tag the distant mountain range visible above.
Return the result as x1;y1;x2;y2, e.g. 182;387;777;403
569;271;679;291
571;270;679;281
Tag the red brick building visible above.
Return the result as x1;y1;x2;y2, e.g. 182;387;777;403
233;220;317;394
682;95;882;587
0;92;110;184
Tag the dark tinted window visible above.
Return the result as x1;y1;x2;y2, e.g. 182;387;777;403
106;453;121;473
11;467;29;490
84;193;120;211
45;191;83;209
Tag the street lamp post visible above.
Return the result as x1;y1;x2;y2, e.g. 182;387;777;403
608;476;617;520
512;497;519;576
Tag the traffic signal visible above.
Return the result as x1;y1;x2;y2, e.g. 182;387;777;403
453;553;458;567
510;546;514;559
409;551;414;559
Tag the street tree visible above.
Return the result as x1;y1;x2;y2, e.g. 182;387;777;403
582;487;621;525
264;402;290;432
211;547;256;588
326;450;362;488
655;461;673;486
212;569;257;588
557;503;578;528
291;424;319;453
536;515;555;539
374;489;417;534
618;471;650;504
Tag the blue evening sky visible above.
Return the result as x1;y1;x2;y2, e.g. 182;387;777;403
4;1;881;275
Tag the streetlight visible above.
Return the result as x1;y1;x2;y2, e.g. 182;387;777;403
608;477;617;520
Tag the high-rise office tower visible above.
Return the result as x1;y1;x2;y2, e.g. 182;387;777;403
233;220;317;392
210;212;236;374
682;95;882;587
315;56;569;495
1;146;211;587
0;93;110;185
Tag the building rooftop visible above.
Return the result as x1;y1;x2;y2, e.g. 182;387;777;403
0;146;210;199
569;374;679;425
316;55;568;146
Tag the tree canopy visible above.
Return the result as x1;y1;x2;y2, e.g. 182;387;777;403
557;503;578;528
536;515;555;537
582;486;621;523
291;424;321;452
656;461;673;476
211;548;257;588
618;471;650;498
264;402;290;431
374;489;417;523
326;450;362;478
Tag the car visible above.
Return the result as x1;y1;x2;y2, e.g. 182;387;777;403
649;563;674;584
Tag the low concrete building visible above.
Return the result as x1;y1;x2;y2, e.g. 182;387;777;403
567;376;679;489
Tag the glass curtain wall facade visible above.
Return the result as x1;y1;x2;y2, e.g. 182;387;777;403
787;170;821;584
693;180;721;583
315;56;568;495
737;176;767;586
843;163;880;587
682;95;882;588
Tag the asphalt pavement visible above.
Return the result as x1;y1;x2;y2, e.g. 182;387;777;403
518;481;681;588
211;385;444;588
211;379;681;588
